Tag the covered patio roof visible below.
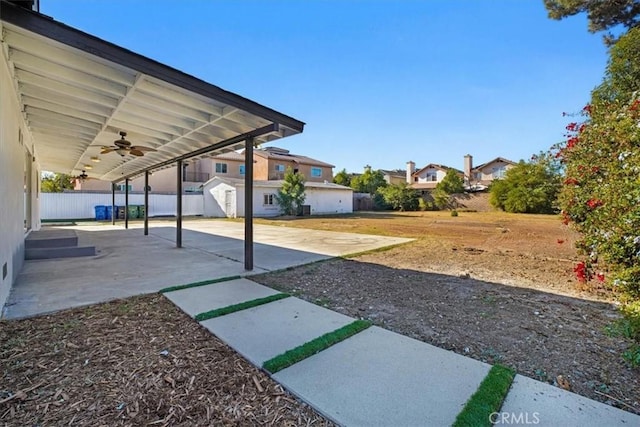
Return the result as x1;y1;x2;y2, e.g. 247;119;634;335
0;1;304;182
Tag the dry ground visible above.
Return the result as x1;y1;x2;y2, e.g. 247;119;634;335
3;211;639;424
251;211;640;415
0;294;333;426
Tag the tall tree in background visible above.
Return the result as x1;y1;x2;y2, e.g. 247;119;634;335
489;155;561;214
275;167;306;216
350;167;387;195
544;0;640;43
333;168;351;187
377;182;419;211
41;172;74;193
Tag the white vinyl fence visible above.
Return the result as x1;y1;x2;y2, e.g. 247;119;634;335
41;192;204;220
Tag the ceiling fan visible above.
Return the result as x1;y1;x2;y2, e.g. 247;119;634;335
75;170;89;181
101;131;157;157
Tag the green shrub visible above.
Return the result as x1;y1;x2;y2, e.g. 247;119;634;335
451;210;459;217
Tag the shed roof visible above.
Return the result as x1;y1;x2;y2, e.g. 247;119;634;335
202;176;351;190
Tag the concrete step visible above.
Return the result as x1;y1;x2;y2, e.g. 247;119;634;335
25;229;78;249
25;246;96;260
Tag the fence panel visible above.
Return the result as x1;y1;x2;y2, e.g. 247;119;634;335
40;192;204;220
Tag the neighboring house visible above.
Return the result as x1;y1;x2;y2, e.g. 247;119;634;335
380;169;406;185
407;161;463;190
202;177;352;218
465;155;516;188
74;164;207;193
74;146;334;192
208;146;334;182
405;155;515;191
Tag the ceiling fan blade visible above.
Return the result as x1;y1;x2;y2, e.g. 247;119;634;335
130;145;156;152
129;149;145;157
100;147;116;154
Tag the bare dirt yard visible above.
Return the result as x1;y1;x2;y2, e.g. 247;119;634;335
0;294;333;426
251;211;640;415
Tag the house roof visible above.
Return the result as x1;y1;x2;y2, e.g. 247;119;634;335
413;163;463;176
473;157;516;171
209;147;334;168
202;176;351;190
252;148;334;168
380;169;406;178
0;1;304;182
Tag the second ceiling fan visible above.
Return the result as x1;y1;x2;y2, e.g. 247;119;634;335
101;131;157;157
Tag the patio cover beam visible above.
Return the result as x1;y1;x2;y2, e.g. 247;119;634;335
118;123;279;181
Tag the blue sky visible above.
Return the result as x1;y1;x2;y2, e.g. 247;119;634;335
42;0;608;174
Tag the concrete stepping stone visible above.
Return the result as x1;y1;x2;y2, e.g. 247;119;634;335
200;297;354;366
500;374;640;426
274;326;491;427
164;278;279;317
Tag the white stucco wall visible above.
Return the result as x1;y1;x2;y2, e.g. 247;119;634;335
203;181;237;218
203;178;353;218
1;50;40;311
235;187;281;218
305;188;353;215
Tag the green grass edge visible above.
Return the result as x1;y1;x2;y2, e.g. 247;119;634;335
194;293;291;321
452;364;516;427
159;275;241;293
262;319;372;374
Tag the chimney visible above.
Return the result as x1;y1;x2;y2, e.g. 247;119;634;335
464;154;473;184
406;161;415;184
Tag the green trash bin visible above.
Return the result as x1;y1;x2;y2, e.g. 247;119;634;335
127;205;139;219
137;205;146;219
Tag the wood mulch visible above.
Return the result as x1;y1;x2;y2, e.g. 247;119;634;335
0;294;334;426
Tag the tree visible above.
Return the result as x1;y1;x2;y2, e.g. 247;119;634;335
489;157;561;214
275;167;306;216
557;27;640;299
350;167;387;195
377;182;419;211
433;169;464;209
41;172;74;193
544;0;640;44
333;168;351;187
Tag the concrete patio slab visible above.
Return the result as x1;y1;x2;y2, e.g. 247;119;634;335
199;297;354;366
163;278;279;317
4;219;410;319
273;326;491;427
500;374;640;426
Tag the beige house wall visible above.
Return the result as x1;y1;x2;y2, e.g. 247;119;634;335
474;160;514;184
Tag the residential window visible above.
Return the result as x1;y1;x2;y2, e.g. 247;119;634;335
425;171;437;182
263;193;275;205
117;184;132;192
275;164;285;172
474;172;482;181
492;166;506;179
215;162;228;174
239;164;245;175
311;167;322;177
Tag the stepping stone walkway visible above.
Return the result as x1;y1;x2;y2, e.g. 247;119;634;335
164;278;640;426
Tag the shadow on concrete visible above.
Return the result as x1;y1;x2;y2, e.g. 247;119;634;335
3;222;410;319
